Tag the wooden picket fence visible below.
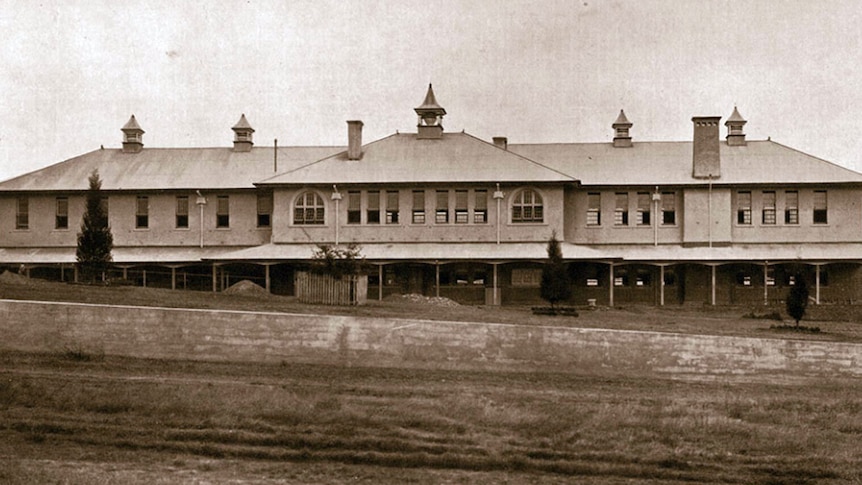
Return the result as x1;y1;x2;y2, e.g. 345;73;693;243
295;271;368;306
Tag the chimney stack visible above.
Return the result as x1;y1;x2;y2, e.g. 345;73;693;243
725;106;747;146
612;110;632;148
232;114;255;152
347;120;363;160
493;137;508;150
121;115;144;153
692;116;721;179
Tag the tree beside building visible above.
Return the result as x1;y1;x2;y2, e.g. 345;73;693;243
76;170;113;283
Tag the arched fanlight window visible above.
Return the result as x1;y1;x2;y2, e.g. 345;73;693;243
511;189;543;223
294;192;325;225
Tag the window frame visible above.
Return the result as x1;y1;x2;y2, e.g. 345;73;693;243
293;191;325;225
736;191;752;225
435;190;449;224
55;196;69;230
347;191;361;225
15;196;29;230
586;192;601;226
412;190;425;224
785;190;799;225
385;190;399;224
135;195;149;229
661;191;676;225
762;191;776;225
366;190;380;224
813;190;828;224
512;189;544;224
256;192;272;228
176;195;189;229
216;195;230;228
474;189;488;223
614;192;628;226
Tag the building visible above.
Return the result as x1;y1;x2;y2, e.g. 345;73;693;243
3;86;862;306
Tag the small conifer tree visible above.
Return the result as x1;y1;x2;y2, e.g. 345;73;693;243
76;170;113;283
540;232;571;308
786;274;809;327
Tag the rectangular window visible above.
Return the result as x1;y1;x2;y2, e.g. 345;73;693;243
813;190;828;224
636;192;650;225
176;196;189;228
412;190;425;224
587;192;601;226
455;190;468;223
216;195;229;228
367;190;380;224
55;197;68;229
15;196;28;230
257;192;272;228
347;191;361;224
762;191;776;225
136;196;149;228
436;190;449;224
474;190;488;223
785;190;799;224
511;268;542;287
385;190;399;224
661;192;676;225
614;192;628;226
737;191;751;225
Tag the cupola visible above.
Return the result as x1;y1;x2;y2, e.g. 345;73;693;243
725;106;747;146
232;114;255;152
612;109;633;148
415;84;446;139
121;115;144;153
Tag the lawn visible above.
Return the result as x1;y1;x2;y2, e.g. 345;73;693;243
0;350;860;484
2;274;862;483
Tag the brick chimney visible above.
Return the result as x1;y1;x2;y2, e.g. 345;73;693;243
121;115;144;153
232;114;254;152
692;116;721;179
347;120;363;160
725;106;747;146
493;137;508;150
612;110;632;148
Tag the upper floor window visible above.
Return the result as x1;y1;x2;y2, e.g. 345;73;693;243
474;190;488;223
586;192;600;226
614;192;628;226
55;197;69;230
216;195;230;228
367;191;380;224
636;192;650;225
347;191;361;224
762;191;776;225
15;196;28;230
436;190;449;224
136;196;149;229
785;190;799;224
737;191;751;225
455;190;469;223
412;190;425;224
257;192;272;228
512;189;543;223
386;191;399;224
813;190;828;224
176;196;189;228
661;192;676;225
294;191;325;225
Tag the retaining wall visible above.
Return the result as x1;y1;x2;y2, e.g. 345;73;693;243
1;299;860;379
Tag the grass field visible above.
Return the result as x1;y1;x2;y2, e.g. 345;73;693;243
2;276;862;483
1;350;860;484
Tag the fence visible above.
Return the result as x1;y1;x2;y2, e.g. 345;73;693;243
295;271;367;305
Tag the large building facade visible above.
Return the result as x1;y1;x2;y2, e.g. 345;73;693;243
3;86;862;306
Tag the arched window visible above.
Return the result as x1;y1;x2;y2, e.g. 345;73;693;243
294;192;325;225
512;189;543;223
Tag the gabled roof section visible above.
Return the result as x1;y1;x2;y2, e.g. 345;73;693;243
121;115;143;132
509;139;862;186
259;132;577;186
0;146;342;191
613;110;631;126
232;114;254;131
726;106;746;123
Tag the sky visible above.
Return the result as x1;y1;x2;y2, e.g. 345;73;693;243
2;0;862;182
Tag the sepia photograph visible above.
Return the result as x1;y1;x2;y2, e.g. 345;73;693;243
1;1;862;483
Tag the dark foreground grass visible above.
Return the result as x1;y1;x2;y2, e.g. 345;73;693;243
0;350;860;484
